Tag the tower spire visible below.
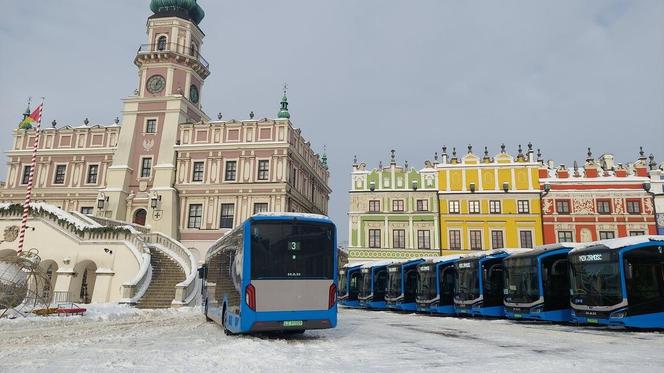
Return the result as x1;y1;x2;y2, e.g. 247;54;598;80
277;83;290;119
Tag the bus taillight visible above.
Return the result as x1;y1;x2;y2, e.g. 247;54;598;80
329;284;337;309
246;284;256;311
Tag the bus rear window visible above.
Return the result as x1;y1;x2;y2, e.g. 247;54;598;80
250;221;335;280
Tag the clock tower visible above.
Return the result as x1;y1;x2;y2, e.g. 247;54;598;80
102;0;210;237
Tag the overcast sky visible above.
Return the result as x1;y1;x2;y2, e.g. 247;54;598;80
1;0;663;244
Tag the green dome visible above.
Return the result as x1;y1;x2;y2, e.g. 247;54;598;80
150;0;205;24
278;94;290;119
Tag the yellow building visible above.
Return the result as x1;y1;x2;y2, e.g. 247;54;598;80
438;145;543;254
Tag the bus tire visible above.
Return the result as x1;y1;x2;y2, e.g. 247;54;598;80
204;298;212;322
222;305;233;335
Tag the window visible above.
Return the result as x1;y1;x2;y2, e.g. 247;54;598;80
257;160;269;181
491;231;504;249
80;207;93;215
187;204;203;229
449;201;460;214
489;200;501;214
21;165;31;185
192;162;204;182
369;229;381;248
253;203;269;214
54;165;66;184
369;200;380;212
629;231;645;237
219;203;234;229
469;230;482;250
86;165;99;184
517;200;530;214
556;200;570;214
416;199;429;212
449;230;462;250
520;231;534;248
157;36;167;51
626;200;641;214
468;201;480;214
145;119;157;133
417;230;431;249
140;158;152;178
393;230;406;249
224;161;237;181
558;231;574;243
597;200;611;214
392;200;404;212
599;231;615;240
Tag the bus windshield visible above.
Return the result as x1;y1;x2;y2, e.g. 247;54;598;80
359;271;371;298
504;257;540;304
455;261;480;302
387;267;402;298
250;221;334;280
417;265;437;301
569;251;622;307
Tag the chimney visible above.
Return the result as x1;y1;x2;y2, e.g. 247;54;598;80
556;164;569;178
615;163;628;177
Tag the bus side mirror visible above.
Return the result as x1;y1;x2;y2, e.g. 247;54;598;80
198;265;207;279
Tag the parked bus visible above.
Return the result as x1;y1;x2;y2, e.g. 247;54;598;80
569;236;664;329
358;261;396;309
416;256;463;314
201;213;337;334
338;262;364;308
386;258;426;311
455;249;529;317
504;244;580;322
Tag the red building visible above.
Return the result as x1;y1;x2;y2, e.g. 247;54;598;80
539;150;657;244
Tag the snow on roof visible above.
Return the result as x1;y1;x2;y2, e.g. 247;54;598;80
422;254;465;264
0;203;100;230
571;235;664;253
343;262;369;269
460;248;532;261
252;212;331;221
361;260;401;269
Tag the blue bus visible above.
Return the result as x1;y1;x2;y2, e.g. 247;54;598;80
455;249;529;317
416;256;464;314
386;258;426;311
504;244;579;322
569;235;664;329
201;213;337;334
338;262;364;308
358;261;396;309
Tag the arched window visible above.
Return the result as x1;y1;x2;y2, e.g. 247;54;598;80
133;209;147;226
157;36;167;51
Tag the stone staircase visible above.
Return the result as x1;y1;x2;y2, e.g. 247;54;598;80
136;246;186;309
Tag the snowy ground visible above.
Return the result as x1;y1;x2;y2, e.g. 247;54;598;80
1;306;663;373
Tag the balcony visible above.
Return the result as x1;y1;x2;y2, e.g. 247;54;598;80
136;43;210;77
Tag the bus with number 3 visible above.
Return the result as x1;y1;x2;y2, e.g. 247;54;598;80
200;213;338;334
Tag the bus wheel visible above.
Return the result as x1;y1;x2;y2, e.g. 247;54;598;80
204;298;212;322
222;305;232;335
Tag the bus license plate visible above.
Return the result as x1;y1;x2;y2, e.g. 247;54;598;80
283;320;303;327
514;314;522;319
587;318;598;324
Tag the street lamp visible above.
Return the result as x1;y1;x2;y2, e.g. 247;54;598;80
469;182;476;193
97;193;108;210
151;194;162;209
502;182;510;193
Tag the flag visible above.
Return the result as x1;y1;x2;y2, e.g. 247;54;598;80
18;104;44;130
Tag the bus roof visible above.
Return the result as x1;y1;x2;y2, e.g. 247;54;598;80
360;260;401;269
387;257;426;267
418;255;465;265
506;243;582;259
251;212;332;222
458;248;531;262
570;235;664;254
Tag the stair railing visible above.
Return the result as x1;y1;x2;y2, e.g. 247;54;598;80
144;232;198;307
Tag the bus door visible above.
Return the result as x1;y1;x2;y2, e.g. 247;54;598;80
374;269;388;301
624;246;664;316
349;271;361;301
440;265;457;305
404;268;418;303
542;256;569;310
483;260;505;307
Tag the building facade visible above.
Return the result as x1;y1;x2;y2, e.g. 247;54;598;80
438;145;544;254
1;0;330;260
348;151;440;262
540;151;658;244
648;158;664;235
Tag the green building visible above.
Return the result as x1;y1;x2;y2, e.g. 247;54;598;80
348;151;440;262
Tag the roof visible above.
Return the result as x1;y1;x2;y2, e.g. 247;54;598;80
570;235;664;254
506;243;582;259
251;212;331;221
418;255;465;265
360;260;401;269
458;248;532;262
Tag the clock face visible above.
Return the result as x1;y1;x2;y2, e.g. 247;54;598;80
146;75;166;94
190;85;200;104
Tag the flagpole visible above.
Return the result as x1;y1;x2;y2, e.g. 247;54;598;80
17;97;45;255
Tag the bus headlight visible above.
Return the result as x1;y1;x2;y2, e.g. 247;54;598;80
531;305;543;314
